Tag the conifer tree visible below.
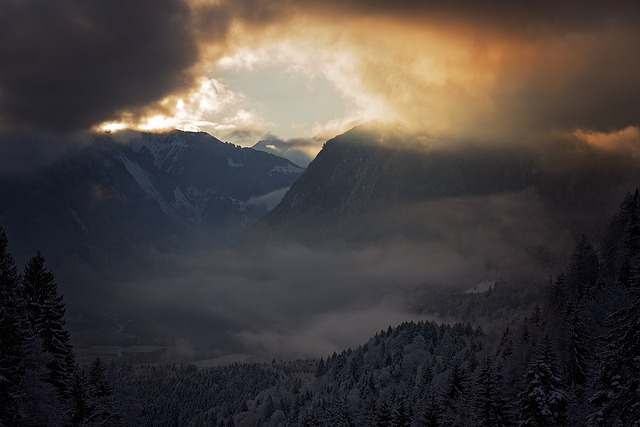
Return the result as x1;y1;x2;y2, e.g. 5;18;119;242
567;235;599;299
22;252;76;398
474;357;507;427
0;228;29;425
70;368;92;426
589;288;640;425
440;362;470;426
549;273;568;317
624;189;640;256
567;308;590;389
316;357;326;378
601;189;640;284
89;357;113;398
416;388;440;427
518;335;568;426
391;395;411;427
15;337;68;425
376;400;391;427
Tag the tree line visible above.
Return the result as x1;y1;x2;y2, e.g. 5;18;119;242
0;229;116;425
2;188;639;425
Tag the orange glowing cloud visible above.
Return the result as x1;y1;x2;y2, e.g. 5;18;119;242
87;0;640;146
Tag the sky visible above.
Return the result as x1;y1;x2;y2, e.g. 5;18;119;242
2;0;640;162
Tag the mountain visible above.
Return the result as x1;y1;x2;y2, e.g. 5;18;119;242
0;130;304;297
253;123;640;264
265;125;536;223
252;135;315;167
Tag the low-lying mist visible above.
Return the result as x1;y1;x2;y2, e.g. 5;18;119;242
65;126;640;362
92;189;582;361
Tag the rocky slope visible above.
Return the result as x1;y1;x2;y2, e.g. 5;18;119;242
0;130;304;295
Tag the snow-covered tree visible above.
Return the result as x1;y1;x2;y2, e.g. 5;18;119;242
518;335;568;426
474;356;507;426
589;289;640;426
567;235;599;299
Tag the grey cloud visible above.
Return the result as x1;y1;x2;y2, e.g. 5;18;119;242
246;187;289;211
3;0;638;139
0;0;198;133
295;0;640;37
253;135;319;166
0;130;89;176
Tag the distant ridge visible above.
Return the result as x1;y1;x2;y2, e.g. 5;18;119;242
0;129;304;297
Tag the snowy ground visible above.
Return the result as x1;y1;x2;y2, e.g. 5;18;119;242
464;279;496;294
192;354;253;368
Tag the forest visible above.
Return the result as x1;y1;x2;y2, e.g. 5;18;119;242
1;189;639;426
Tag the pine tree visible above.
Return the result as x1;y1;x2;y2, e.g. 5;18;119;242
85;356;120;424
567;235;599;299
474;357;507;427
0;228;30;425
14;336;68;425
624;189;640;256
601;189;640;284
416;362;434;397
70;368;92;426
589;288;640;425
22;252;76;398
415;387;440;427
316;357;326;378
442;363;468;403
518;335;568;426
567;307;590;390
391;394;411;427
440;362;470;426
376;400;391;427
549;273;568;317
361;397;378;426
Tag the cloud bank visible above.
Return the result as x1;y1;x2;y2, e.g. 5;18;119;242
0;0;198;133
3;0;639;142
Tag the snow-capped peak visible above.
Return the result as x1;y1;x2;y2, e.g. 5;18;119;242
130;132;191;172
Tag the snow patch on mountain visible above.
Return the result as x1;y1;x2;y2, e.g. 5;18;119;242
228;197;246;212
227;157;243;168
68;207;89;238
130;133;191;172
464;279;496;294
116;153;171;214
172;186;214;221
269;164;304;175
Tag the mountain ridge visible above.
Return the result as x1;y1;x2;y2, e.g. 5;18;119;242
0;129;304;300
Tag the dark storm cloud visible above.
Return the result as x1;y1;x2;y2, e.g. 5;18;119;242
206;0;640;39
0;0;198;133
297;0;640;35
2;0;639;137
0;130;89;176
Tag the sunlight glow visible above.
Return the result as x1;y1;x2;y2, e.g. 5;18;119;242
95;77;244;134
574;126;640;152
216;35;392;139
